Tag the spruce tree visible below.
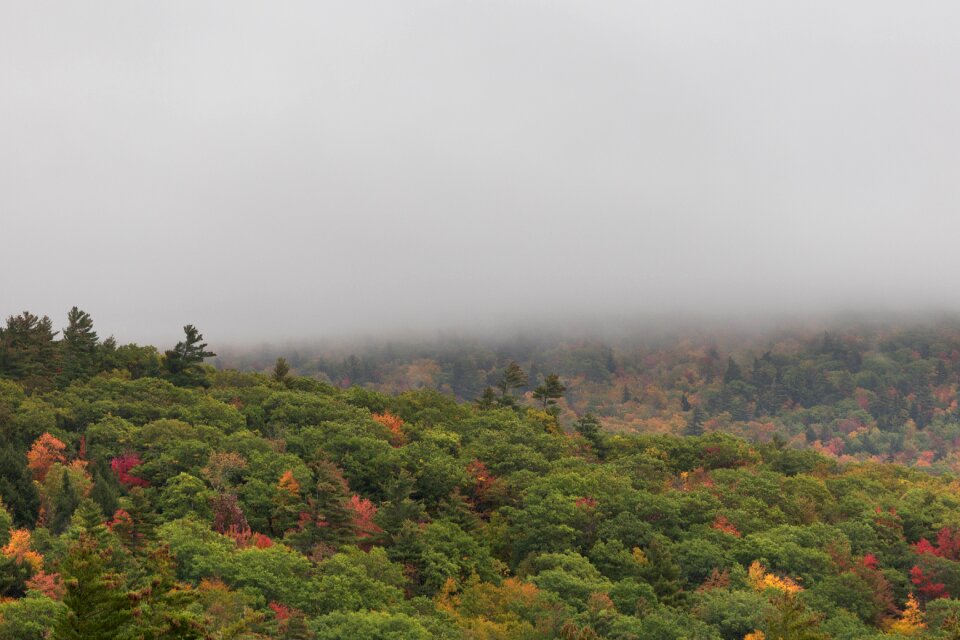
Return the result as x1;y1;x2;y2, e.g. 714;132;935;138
683;406;705;437
272;357;291;384
54;535;134;640
575;414;607;459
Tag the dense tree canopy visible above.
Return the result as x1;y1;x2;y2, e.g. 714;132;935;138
6;310;960;637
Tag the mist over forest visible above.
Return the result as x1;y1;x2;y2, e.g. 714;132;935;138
5;0;960;638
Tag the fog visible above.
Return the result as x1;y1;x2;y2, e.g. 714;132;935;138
3;1;960;347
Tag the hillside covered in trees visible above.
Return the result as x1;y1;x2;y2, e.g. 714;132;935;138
8;309;960;638
220;321;960;470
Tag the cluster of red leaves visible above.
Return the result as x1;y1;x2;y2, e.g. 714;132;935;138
575;496;598;511
26;571;64;599
465;459;503;513
269;601;291;621
110;453;150;488
225;525;273;549
911;565;948;600
108;509;133;530
211;493;249;534
913;526;960;561
349;495;382;543
711;514;741;537
823;543;897;623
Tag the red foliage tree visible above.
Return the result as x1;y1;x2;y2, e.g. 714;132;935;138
110;452;150;488
911;565;948;601
211;493;248;534
349;494;382;544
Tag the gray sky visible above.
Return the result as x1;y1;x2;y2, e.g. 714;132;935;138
2;1;960;346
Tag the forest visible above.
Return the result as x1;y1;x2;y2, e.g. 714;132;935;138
6;309;960;638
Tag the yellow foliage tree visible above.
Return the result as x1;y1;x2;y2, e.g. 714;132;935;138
748;561;802;594
887;593;925;635
2;529;43;572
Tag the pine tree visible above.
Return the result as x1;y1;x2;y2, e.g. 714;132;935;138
475;387;498;410
0;311;59;391
533;373;567;410
60;307;99;384
497;361;528;402
163;325;215;387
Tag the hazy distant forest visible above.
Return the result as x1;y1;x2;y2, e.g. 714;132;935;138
9;308;960;638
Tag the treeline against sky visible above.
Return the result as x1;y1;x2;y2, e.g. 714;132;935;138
5;309;960;637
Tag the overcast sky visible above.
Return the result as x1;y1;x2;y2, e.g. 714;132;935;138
2;1;960;345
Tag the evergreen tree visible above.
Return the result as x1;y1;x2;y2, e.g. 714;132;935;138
0;311;59;391
475;387;497;410
375;472;426;540
163;325;215;387
54;535;135;640
683;406;705;437
60;307;99;384
575;414;607;459
723;356;743;383
533;373;567;410
272;357;291;384
497;361;528;403
90;468;120;518
50;468;83;534
0;444;40;526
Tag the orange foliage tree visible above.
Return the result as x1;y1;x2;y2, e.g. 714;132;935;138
372;411;406;446
26;433;66;482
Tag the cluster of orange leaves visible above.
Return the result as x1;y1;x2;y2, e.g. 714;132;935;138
747;561;802;594
372;411;406;447
3;529;43;572
277;470;300;496
26;433;66;482
711;514;741;537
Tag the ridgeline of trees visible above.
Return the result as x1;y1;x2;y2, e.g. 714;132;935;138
220;324;960;469
6;309;960;637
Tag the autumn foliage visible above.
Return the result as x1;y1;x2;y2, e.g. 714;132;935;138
110;452;150;488
372;411;406;446
26;433;66;482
